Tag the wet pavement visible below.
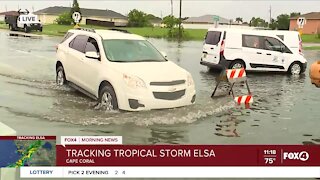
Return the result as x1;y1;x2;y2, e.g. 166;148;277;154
0;30;320;145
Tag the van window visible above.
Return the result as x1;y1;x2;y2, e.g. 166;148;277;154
70;35;89;53
205;31;221;45
242;35;262;49
264;37;291;53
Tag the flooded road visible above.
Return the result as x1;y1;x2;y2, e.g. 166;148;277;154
0;30;320;145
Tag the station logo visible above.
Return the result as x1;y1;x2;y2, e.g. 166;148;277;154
283;151;309;161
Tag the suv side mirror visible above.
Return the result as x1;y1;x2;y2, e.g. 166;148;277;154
160;51;167;58
85;51;100;59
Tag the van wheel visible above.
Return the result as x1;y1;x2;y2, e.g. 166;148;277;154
288;62;302;75
99;85;118;111
229;60;245;69
10;24;16;31
56;66;66;86
24;26;29;33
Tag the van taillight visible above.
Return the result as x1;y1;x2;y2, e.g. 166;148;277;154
220;40;225;55
299;41;302;54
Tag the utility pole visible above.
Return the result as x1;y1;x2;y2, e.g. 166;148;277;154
170;0;173;16
269;5;272;28
178;0;182;40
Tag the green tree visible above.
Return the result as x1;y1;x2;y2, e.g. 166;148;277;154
162;15;187;39
70;0;81;25
162;15;179;28
250;17;268;27
127;9;151;27
235;17;243;24
276;14;290;30
290;12;301;18
269;18;278;30
55;12;73;25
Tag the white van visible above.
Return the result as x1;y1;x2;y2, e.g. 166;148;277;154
260;30;302;55
200;28;307;75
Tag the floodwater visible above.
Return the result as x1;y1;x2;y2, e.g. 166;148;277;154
0;30;320;145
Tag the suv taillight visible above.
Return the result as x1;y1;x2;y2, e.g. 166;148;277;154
220;40;225;55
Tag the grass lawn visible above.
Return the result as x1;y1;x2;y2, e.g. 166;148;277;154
301;34;320;43
0;23;206;40
303;46;320;50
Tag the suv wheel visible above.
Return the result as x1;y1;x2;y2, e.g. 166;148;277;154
229;60;245;69
288;62;302;75
56;66;66;86
99;85;118;111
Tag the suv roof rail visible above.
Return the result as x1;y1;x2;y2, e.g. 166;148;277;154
109;28;130;34
75;27;96;33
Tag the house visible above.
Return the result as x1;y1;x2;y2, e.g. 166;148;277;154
149;17;162;27
290;12;320;34
0;11;20;22
183;14;231;25
34;6;128;27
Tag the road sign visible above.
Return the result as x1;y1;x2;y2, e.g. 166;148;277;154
213;15;220;21
72;12;81;24
297;17;306;28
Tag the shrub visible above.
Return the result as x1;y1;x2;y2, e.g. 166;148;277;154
55;12;73;25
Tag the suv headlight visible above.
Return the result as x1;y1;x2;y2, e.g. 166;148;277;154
187;74;194;86
123;74;146;89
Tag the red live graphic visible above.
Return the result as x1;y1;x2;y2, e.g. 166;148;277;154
55;145;320;166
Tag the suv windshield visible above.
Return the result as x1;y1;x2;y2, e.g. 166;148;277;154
102;39;166;62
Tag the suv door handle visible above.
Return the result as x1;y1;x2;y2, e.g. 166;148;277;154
210;47;214;50
203;51;208;54
257;52;262;54
266;53;271;55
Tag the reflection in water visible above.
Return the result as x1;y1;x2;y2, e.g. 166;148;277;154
148;127;188;144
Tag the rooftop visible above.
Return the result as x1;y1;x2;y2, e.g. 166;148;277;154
34;6;127;19
183;14;230;24
290;12;320;20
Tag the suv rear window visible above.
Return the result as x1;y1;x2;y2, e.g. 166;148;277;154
69;35;89;53
61;32;74;43
205;31;221;45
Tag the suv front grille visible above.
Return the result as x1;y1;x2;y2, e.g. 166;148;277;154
153;89;185;100
150;80;185;86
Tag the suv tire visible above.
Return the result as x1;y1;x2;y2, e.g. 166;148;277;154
56;66;67;86
99;85;119;111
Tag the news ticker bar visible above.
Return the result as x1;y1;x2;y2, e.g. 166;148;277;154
20;167;320;178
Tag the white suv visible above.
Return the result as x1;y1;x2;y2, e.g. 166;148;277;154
56;28;196;111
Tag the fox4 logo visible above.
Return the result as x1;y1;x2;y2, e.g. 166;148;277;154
283;151;309;161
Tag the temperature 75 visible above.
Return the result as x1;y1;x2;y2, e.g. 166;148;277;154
265;158;276;164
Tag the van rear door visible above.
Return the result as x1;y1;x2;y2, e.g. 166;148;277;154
202;31;222;64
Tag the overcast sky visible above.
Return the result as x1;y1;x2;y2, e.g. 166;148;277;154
0;1;319;22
